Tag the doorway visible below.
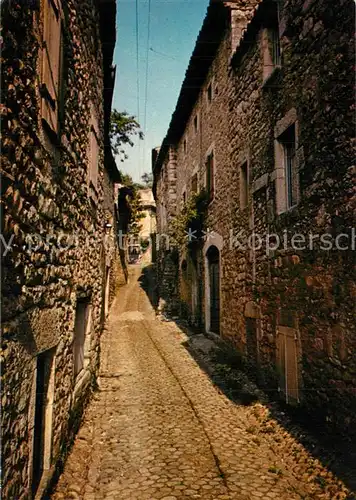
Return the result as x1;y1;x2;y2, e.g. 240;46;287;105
246;317;259;366
31;348;55;496
207;245;220;334
276;326;299;404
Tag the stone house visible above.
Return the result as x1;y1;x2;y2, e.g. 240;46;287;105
138;188;156;242
1;0;123;497
137;188;156;261
153;0;355;439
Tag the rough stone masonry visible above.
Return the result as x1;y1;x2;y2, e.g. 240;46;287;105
1;0;124;497
153;0;355;444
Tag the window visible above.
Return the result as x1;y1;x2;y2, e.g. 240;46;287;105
41;0;62;133
182;190;186;205
194;114;198;133
274;111;299;214
88;103;99;196
280;125;297;210
206;151;215;201
239;161;248;209
73;299;91;377
191;173;198;194
183;138;187;154
262;25;281;83
207;82;213;103
270;28;281;67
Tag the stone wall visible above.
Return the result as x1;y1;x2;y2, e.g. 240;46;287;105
155;148;181;314
153;0;355;440
1;0;122;497
154;0;259;319
225;0;356;440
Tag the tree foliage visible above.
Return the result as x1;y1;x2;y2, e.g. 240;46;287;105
118;172;144;238
110;110;144;162
141;172;153;188
128;189;145;238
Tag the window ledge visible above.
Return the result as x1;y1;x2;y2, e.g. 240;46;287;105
262;66;281;89
252;173;269;193
276;203;299;218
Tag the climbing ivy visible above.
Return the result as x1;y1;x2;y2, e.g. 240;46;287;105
169;189;209;246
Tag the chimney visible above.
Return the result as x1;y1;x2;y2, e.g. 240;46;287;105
226;1;261;55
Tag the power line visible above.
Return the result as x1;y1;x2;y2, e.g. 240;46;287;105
141;0;152;180
135;0;140;123
143;0;151;135
135;0;142;179
149;47;178;61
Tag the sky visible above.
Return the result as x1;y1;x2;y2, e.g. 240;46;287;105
112;0;209;183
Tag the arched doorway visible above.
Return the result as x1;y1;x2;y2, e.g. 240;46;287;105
206;245;220;334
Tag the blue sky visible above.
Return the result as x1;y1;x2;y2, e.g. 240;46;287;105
112;0;209;182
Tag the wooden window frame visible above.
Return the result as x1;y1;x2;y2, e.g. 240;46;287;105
274;109;300;215
261;23;281;84
282;127;297;209
73;299;92;379
270;28;281;67
41;0;63;136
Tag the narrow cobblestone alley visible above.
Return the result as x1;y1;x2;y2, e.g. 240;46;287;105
52;265;353;500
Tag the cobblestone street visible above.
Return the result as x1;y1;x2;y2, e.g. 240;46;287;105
52;265;353;500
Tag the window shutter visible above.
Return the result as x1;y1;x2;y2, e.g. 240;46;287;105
41;0;61;132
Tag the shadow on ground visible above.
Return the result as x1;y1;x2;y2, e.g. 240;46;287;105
138;264;356;498
138;263;159;310
185;338;356;496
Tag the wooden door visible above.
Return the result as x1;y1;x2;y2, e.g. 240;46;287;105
276;326;299;404
32;350;54;496
285;332;299;402
209;261;220;334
